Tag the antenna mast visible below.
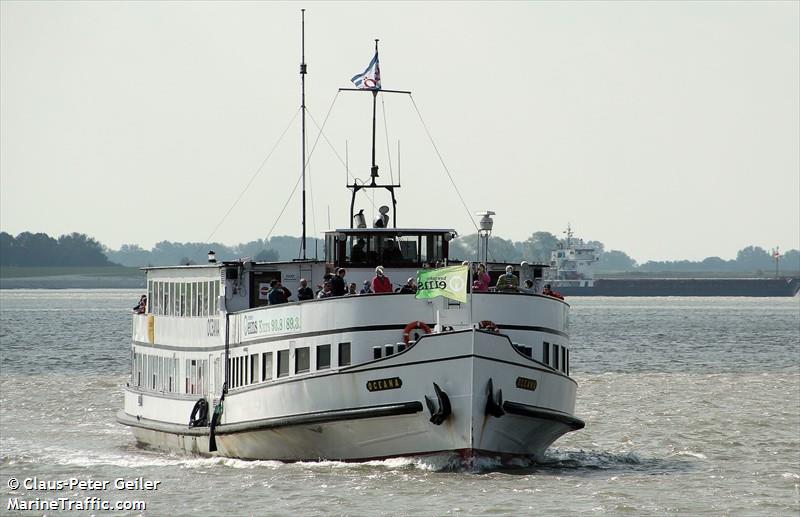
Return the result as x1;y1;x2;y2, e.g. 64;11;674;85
300;9;308;259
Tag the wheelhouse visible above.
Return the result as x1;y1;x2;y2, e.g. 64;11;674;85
325;228;457;269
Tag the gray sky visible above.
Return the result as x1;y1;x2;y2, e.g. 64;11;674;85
1;1;798;262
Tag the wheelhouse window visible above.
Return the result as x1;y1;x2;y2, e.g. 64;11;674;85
420;234;443;266
330;231;450;268
542;342;550;366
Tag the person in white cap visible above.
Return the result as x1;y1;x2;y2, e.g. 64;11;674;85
371;265;393;293
495;265;519;292
399;277;417;294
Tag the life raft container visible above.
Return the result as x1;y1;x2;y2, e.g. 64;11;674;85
403;321;432;344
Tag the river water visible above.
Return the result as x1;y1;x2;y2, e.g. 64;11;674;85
0;290;798;515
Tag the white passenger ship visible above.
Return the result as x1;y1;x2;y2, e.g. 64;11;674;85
117;19;583;462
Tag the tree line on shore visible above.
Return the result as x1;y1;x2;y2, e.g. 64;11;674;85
1;230;797;274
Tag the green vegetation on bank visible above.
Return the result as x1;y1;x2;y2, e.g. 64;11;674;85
1;230;798;276
1;232;112;267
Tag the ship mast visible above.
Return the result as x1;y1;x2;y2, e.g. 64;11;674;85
340;40;409;228
370;39;379;182
300;9;308;259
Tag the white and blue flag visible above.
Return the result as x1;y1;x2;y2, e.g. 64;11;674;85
351;52;381;90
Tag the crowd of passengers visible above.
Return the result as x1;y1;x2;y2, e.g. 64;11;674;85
264;263;563;306
131;264;564;311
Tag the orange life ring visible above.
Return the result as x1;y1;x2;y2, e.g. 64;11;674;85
403;321;432;344
479;320;499;332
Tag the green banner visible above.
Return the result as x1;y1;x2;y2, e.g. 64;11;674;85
415;265;469;303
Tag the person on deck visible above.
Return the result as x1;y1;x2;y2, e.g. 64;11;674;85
473;263;491;292
347;282;358;295
360;279;372;294
399;277;417;294
542;284;565;300
317;280;333;299
331;268;347;296
267;280;288;305
371;266;393;293
297;278;314;301
495;265;519;292
133;295;147;314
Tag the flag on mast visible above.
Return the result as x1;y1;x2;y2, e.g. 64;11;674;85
351;51;381;90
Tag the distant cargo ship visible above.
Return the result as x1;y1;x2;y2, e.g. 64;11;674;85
557;277;800;297
545;226;799;297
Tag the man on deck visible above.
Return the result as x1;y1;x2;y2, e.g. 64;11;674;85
495;265;519;292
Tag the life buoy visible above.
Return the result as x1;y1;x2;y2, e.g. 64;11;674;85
479;320;499;332
189;398;209;427
403;321;432;344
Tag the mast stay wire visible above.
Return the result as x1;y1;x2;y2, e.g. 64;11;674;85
267;91;373;244
408;95;480;234
408;95;491;261
206;107;301;242
306;109;378;213
380;95;394;184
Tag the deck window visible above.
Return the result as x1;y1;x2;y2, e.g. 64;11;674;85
201;282;208;317
296;347;310;373
250;354;258;384
552;344;559;371
373;346;382;359
316;345;331;370
277;350;290;377
338;342;351;366
186;359;196;394
212;280;220;314
542;342;550;365
196;282;203;317
262;352;273;381
565;348;570;375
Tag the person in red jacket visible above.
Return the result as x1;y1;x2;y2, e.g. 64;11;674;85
542;284;565;300
371;266;393;293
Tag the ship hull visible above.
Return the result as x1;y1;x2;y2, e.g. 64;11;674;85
118;329;581;461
